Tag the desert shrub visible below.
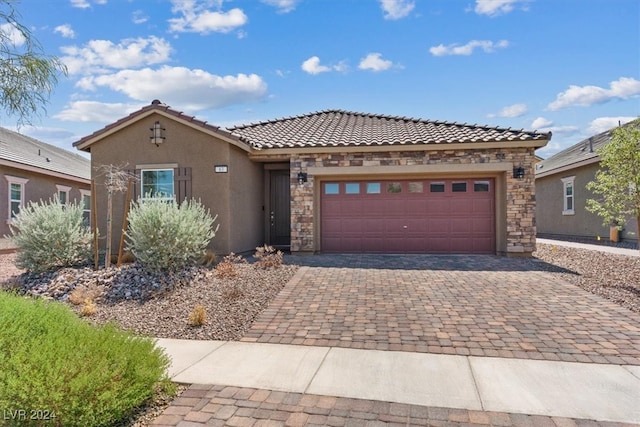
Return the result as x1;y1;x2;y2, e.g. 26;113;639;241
68;283;102;306
199;250;217;268
126;197;218;272
0;291;171;427
80;298;97;316
188;304;207;326
7;196;91;273
215;252;246;279
254;244;284;269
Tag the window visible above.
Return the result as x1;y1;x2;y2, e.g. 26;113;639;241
56;185;71;207
141;169;174;200
408;182;424;193
562;176;575;215
452;182;467;192
345;183;360;194
387;182;402;193
324;183;339;194
366;183;381;194
5;176;28;221
80;189;91;226
430;182;445;193
474;181;490;192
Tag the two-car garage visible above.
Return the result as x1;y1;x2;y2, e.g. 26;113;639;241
321;178;495;254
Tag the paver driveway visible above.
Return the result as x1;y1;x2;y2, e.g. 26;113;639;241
242;254;640;365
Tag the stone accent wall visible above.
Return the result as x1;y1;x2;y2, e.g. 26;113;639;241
290;148;536;255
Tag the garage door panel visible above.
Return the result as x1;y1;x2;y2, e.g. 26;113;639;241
321;178;495;254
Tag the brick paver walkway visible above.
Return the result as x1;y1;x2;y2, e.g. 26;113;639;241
151;384;636;426
241;255;640;365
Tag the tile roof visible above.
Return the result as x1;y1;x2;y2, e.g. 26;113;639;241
228;109;551;149
535;119;638;177
0;127;90;181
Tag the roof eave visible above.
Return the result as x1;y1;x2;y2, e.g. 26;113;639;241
73;108;252;154
0;158;91;184
248;138;549;158
535;156;601;179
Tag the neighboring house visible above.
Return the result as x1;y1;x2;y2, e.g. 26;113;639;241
0;127;92;238
535;123;638;244
73;100;550;256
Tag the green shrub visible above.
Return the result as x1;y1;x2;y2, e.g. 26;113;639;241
126;197;218;272
0;291;171;427
7;196;91;273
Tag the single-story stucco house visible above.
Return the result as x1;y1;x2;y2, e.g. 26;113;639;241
0;127;91;239
73;100;550;256
535;121;638;244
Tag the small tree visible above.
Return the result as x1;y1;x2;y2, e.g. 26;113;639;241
0;0;67;126
586;119;640;250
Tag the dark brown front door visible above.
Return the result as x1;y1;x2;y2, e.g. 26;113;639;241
269;170;291;247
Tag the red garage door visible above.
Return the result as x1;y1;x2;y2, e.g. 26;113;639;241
321;178;495;254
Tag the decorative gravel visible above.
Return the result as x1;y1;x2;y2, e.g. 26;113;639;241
532;243;640;313
0;254;298;341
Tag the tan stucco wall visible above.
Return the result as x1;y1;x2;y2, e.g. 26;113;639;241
289;147;537;255
536;164;638;242
0;165;89;238
88;113;263;255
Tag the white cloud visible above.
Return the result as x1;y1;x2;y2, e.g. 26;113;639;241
588;116;637;134
54;24;75;39
60;36;173;75
260;0;300;13
489;103;527;118
168;1;247;34
548;77;640;111
0;23;25;46
379;0;415;20
530;117;552;129
429;39;509;56
301;56;330;74
474;0;529;17
74;66;268;111
358;53;393;72
132;10;149;24
70;0;107;9
54;101;142;123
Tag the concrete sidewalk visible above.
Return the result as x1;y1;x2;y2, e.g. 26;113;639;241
156;338;640;424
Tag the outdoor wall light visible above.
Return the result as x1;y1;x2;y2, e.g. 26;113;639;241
513;166;525;179
150;121;166;146
297;171;308;185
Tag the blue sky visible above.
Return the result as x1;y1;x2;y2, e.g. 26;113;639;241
4;0;639;158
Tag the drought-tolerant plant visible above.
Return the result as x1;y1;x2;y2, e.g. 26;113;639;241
254;244;284;269
7;195;91;273
199;250;217;268
0;291;171;427
126;197;218;272
68;283;102;306
215;252;246;279
188;304;207;326
80;298;97;316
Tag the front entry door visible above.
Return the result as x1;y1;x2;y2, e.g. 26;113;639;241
269;170;291;247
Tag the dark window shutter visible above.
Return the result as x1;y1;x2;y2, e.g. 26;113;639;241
126;169;140;200
174;167;192;204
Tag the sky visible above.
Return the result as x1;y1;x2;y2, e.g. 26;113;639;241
2;0;639;159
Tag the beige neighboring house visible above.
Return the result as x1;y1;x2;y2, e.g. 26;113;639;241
535;122;638;244
74;100;550;256
0;127;91;243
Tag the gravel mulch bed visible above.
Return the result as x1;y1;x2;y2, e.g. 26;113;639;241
0;254;298;340
533;243;640;313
